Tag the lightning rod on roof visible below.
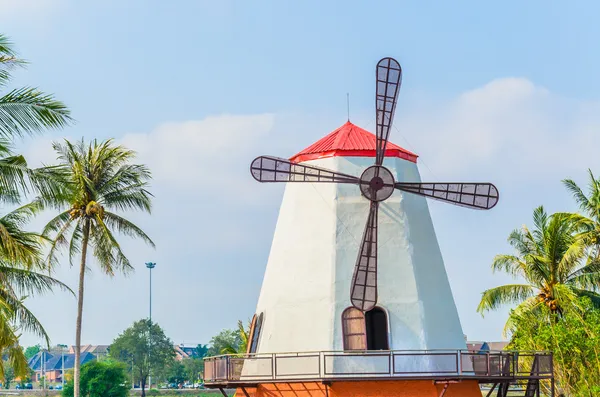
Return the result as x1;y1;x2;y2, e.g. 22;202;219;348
347;92;350;122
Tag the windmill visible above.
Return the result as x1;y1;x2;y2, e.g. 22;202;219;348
250;57;499;312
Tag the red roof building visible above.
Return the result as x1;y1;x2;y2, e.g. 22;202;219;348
289;121;418;163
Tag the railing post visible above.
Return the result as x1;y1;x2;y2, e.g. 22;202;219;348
319;352;323;379
457;350;462;375
272;353;276;381
225;356;229;381
486;352;490;376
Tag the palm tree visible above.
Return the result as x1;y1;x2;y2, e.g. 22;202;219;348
477;206;600;335
563;169;600;259
0;34;72;377
41;139;154;397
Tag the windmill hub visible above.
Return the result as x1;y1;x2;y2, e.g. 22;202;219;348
360;165;395;202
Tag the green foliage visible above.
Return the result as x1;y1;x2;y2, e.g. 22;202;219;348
208;329;240;356
478;206;600;335
23;345;40;360
109;319;175;394
166;361;186;384
2;360;13;388
62;360;128;397
195;344;208;358
208;320;251;356
562;170;600;259
508;297;600;396
182;358;204;383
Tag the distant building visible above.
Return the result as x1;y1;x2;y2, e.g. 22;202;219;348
28;352;96;382
174;344;200;361
466;340;509;352
69;344;110;359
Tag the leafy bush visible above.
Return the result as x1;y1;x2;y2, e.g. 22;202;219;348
62;360;128;397
508;297;600;396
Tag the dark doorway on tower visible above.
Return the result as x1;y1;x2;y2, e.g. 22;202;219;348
365;307;389;350
342;306;389;351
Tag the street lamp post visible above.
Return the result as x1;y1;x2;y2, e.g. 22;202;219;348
145;262;156;322
145;262;156;390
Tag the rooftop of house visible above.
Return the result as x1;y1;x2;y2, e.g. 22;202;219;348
466;340;509;352
69;344;109;355
28;352;96;371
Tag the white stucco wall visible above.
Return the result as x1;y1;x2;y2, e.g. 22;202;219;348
253;156;467;354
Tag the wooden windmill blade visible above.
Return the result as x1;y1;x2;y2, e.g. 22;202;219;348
375;57;402;166
350;201;379;312
348;57;403;312
395;182;499;210
250;156;360;184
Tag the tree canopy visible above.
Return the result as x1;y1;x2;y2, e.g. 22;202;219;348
62;360;129;397
478;206;600;334
109;319;174;397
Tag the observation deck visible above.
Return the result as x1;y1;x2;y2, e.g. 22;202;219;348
203;349;555;397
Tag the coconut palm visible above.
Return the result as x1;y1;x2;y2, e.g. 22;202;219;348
563;169;600;259
0;34;72;377
41;138;154;397
477;206;600;335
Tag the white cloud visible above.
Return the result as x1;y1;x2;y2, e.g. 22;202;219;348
121;114;275;192
400;77;600;182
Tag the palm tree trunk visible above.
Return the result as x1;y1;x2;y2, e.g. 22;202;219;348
73;220;90;397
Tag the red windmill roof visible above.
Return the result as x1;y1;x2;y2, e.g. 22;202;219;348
289;121;418;163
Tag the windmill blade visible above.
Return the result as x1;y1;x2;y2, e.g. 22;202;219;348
350;201;379;312
395;182;499;210
250;156;360;184
375;57;402;166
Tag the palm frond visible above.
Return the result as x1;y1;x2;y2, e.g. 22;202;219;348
503;296;544;337
566;259;600;290
0;263;73;296
0;289;49;345
0;205;45;268
477;284;536;314
0;87;72;138
103;211;155;247
42;211;74;269
90;215;133;276
563;178;592;214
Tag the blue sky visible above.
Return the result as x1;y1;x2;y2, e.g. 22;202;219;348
2;0;600;347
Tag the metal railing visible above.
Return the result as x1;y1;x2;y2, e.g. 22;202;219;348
203;349;553;385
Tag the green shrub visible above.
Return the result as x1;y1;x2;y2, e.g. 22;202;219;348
62;360;128;397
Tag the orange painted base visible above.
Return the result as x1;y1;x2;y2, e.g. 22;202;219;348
237;380;482;397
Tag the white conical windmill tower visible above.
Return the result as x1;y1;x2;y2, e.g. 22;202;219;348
248;58;498;355
203;58;554;397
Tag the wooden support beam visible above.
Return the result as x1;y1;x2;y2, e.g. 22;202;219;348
438;383;449;397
